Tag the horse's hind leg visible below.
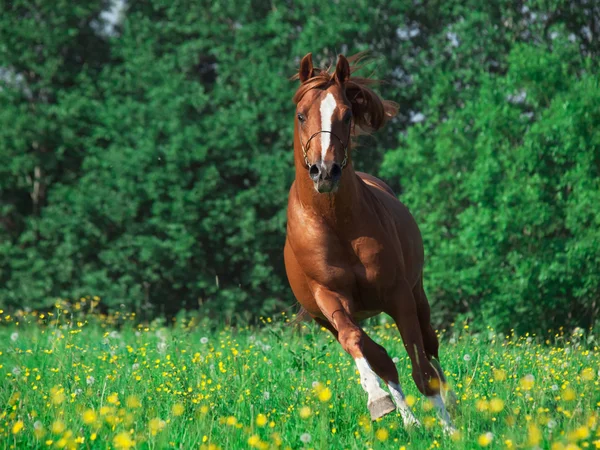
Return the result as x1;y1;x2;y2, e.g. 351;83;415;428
387;281;455;432
413;280;457;410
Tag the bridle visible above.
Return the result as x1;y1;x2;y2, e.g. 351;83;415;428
298;124;351;170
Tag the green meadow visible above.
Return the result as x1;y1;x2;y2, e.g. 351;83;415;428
1;301;598;449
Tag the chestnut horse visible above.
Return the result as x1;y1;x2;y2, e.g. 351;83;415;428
284;53;455;431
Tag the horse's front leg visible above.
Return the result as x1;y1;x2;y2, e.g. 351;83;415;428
312;286;395;420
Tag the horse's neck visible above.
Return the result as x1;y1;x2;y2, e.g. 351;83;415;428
293;145;359;228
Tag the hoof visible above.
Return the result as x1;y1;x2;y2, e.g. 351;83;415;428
368;395;396;421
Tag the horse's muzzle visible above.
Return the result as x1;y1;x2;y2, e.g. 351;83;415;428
309;161;342;193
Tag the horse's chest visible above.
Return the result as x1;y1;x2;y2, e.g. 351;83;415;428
351;238;396;292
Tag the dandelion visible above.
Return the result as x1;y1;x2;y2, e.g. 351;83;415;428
318;387;332;402
200;337;209;344
51;420;65;434
520;374;535;390
463;354;472;362
126;395;141;408
300;433;311;444
107;392;119;404
82;409;97;425
10;332;18;342
172;403;185;416
375;428;389;441
568;426;590;441
299;406;311;419
113;432;135;450
255;414;267;427
562;387;576;401
12;421;24;434
405;394;416;407
149;418;166;436
581;368;595;381
226;416;237;426
263;391;270;400
248;435;261;447
528;424;542;446
12;367;21;376
86;376;95;385
489;398;504;413
493;369;507;381
478;432;493;447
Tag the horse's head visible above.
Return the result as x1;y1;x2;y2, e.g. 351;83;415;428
293;53;398;194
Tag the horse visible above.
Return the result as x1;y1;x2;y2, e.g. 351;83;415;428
284;52;455;431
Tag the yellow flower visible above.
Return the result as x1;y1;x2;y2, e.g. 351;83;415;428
255;414;267;427
50;386;65;405
528;424;542;447
107;393;119;405
172;403;184;416
375;428;388;442
581;368;595;381
12;421;24;434
225;416;237;426
318;387;332;402
149;418;166;436
478;432;493;447
248;435;260;447
493;369;507;381
520;374;535;391
562;388;576;401
51;420;65;434
489;398;504;413
405;395;416;407
82;409;97;425
113;432;135;450
476;399;489;412
126;396;141;408
551;443;565;450
299;406;311;419
568;426;590;441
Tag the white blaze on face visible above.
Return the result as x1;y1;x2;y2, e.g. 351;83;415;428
319;92;337;160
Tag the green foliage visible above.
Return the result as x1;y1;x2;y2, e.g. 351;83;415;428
381;38;600;333
1;0;599;331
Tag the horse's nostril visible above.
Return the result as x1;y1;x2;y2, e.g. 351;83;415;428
309;164;321;181
330;163;342;180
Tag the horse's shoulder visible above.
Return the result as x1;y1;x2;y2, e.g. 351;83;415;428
356;172;396;197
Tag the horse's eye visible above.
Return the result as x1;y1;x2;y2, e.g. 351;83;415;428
297;113;306;123
343;111;352;125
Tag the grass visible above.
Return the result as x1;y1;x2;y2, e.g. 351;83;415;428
0;300;599;450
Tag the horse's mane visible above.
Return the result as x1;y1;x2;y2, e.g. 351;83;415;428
292;52;398;134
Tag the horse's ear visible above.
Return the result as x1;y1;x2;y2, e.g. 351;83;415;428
299;53;315;83
334;55;350;85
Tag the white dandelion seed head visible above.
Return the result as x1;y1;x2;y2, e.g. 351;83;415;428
200;337;209;344
156;342;167;353
547;420;557;429
132;363;140;371
86;376;95;386
463;354;471;362
311;381;320;388
300;433;311;443
10;332;18;342
12;367;21;376
551;384;559;391
263;391;270;400
392;357;400;363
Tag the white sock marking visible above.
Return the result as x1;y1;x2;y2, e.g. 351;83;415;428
319;93;337;160
355;357;389;403
430;393;455;433
388;381;421;427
